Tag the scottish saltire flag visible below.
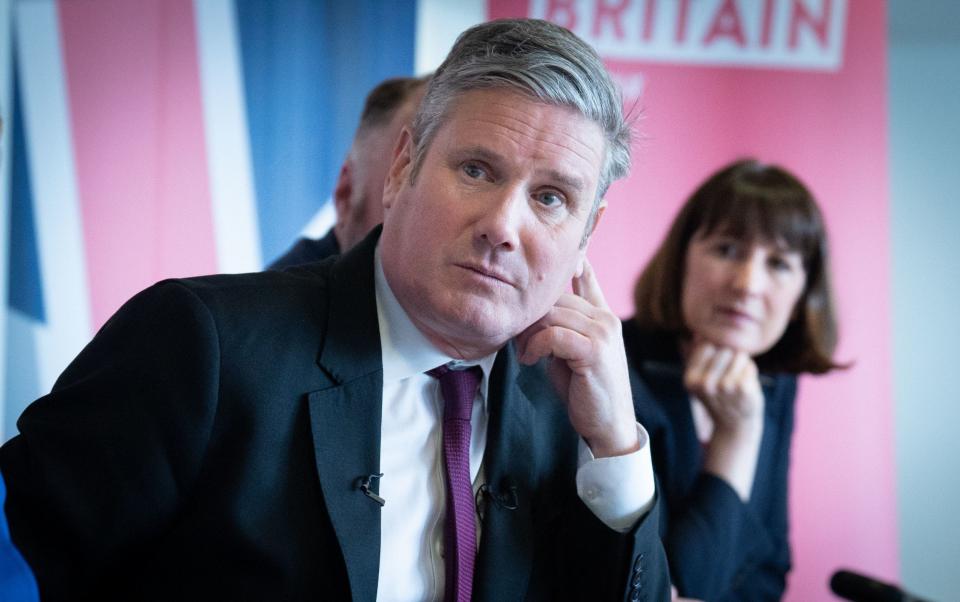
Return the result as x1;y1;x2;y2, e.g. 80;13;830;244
1;0;416;439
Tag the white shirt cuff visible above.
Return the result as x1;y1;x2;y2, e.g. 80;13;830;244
575;423;656;533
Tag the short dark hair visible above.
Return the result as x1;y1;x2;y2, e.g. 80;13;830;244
632;159;843;374
355;76;429;137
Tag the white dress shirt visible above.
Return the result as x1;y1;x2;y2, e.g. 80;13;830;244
373;246;655;601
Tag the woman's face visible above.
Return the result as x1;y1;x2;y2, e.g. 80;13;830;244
681;228;807;356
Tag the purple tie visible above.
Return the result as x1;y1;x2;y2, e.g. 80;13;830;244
428;364;482;602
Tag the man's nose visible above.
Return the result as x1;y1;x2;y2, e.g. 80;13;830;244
477;187;523;251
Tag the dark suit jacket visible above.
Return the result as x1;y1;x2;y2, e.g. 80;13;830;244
270;228;341;269
0;475;37;601
622;321;795;601
0;231;669;601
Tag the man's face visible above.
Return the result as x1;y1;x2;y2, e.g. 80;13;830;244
379;88;606;358
338;88;425;250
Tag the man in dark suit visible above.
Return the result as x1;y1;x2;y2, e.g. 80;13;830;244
1;19;670;601
0;474;37;601
271;75;428;269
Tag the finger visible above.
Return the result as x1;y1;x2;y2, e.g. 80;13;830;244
535;305;603;337
716;353;762;418
551;295;621;337
700;347;734;399
552;291;603;317
719;351;749;396
571;259;610;311
684;342;716;393
520;300;601;341
519;288;615;364
691;340;718;364
737;355;763;402
521;325;593;366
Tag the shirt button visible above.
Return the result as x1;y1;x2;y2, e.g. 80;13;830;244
585;487;599;500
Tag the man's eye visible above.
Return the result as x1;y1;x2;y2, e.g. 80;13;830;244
536;191;564;208
463;163;486;179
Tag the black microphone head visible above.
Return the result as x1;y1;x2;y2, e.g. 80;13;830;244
830;569;904;602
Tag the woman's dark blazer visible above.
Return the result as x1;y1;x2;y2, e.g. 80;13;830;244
622;320;796;601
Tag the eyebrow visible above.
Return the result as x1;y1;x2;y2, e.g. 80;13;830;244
542;168;586;195
455;145;588;194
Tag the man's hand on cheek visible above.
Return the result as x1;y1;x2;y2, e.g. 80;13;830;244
516;260;639;458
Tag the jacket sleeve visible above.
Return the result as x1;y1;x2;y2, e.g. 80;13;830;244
618;485;673;602
0;281;221;599
663;376;796;601
553;485;672;602
554;371;673;601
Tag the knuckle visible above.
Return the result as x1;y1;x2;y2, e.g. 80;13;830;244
597;309;618;327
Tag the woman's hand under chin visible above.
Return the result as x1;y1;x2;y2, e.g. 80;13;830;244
683;339;765;501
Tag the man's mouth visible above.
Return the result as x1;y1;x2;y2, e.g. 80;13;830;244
457;263;516;288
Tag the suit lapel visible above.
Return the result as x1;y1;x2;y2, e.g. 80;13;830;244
307;231;384;601
473;345;539;600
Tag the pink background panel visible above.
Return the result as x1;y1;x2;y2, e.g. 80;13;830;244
491;1;896;599
59;0;217;330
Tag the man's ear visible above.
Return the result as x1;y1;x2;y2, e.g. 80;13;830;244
383;127;413;210
576;201;607;277
588;201;607;239
333;160;353;220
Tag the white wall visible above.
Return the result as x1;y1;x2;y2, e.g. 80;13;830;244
888;2;960;600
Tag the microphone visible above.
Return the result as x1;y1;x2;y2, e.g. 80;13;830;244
490;482;519;510
475;480;519;519
830;569;932;602
358;473;385;506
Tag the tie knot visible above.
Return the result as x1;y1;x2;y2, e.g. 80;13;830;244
427;364;482;422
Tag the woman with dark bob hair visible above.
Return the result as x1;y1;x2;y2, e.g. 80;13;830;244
624;158;843;601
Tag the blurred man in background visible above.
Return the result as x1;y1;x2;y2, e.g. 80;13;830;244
271;75;428;268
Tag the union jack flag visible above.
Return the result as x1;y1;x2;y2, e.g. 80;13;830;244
1;0;422;437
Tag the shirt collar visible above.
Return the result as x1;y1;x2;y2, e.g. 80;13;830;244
374;244;498;404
